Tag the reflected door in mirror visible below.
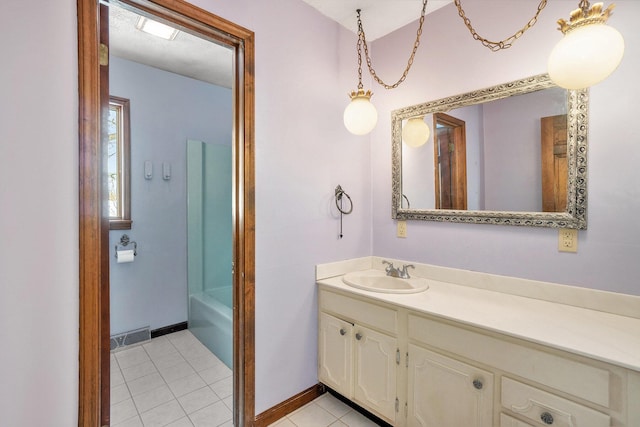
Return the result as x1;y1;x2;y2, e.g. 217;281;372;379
541;114;568;212
434;113;467;210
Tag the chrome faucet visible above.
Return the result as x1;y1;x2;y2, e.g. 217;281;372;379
382;260;415;279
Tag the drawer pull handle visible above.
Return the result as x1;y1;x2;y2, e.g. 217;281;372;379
355;332;363;341
339;328;347;336
472;379;483;390
540;412;554;425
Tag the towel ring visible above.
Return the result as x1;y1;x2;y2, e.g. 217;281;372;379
335;185;353;215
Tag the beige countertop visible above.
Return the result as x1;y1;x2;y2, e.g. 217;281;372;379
318;270;640;372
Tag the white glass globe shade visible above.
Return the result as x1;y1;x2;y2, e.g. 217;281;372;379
344;97;378;136
402;117;430;147
548;24;624;90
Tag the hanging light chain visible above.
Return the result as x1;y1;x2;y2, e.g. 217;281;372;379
454;0;548;52
356;16;364;90
357;0;428;90
578;0;591;12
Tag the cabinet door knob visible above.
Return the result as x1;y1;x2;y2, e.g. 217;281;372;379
540;412;554;425
472;379;483;390
355;332;363;341
339;328;347;336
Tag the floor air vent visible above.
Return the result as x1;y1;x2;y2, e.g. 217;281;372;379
110;326;151;350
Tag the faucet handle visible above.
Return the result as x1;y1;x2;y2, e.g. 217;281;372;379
382;260;399;277
401;264;415;278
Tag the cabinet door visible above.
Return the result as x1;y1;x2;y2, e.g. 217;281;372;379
408;344;493;427
354;325;398;423
318;312;353;396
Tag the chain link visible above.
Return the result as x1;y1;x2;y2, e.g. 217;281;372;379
356;0;428;90
454;0;548;51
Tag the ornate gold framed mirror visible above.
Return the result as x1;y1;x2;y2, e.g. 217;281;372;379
392;74;588;229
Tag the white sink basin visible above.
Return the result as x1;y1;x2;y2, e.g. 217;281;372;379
342;269;429;294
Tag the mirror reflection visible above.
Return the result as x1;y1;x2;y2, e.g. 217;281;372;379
392;74;588;229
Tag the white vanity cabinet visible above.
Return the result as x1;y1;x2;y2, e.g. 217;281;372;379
500;413;535;427
353;323;398;421
318;312;353;396
408;313;617;427
317;282;640;427
407;344;493;427
318;290;400;423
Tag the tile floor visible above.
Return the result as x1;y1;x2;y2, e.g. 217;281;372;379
268;394;381;427
110;330;233;427
111;330;380;427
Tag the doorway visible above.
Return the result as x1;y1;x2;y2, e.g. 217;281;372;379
77;0;255;425
433;112;468;210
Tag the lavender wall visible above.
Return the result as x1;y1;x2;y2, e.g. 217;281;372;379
371;1;640;296
4;0;639;424
2;0;370;422
157;0;374;414
483;87;567;211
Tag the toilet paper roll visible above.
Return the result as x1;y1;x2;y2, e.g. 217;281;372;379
116;249;135;263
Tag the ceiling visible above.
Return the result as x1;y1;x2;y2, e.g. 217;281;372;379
108;1;452;87
108;3;234;87
301;0;453;41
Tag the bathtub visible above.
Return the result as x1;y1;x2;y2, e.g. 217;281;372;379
189;286;232;369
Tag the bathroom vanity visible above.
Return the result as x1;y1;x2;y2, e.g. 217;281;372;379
316;257;640;427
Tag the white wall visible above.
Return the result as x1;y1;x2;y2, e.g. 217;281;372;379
371;0;640;296
109;56;232;335
0;1;79;425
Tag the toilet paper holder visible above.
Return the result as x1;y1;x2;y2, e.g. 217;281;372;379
115;234;137;259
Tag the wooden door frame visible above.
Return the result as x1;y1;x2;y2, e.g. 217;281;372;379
77;0;255;425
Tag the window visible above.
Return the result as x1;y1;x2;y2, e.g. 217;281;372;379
108;96;132;229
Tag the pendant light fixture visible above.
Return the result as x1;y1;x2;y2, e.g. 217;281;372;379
342;0;624;135
548;1;624;90
344;1;429;136
343;9;377;136
402;117;430;148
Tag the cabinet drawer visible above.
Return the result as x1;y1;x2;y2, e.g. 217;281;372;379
501;377;610;427
408;315;610;407
320;290;397;334
500;413;534;427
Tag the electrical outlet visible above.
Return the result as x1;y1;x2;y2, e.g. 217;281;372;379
397;221;407;238
558;228;578;253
